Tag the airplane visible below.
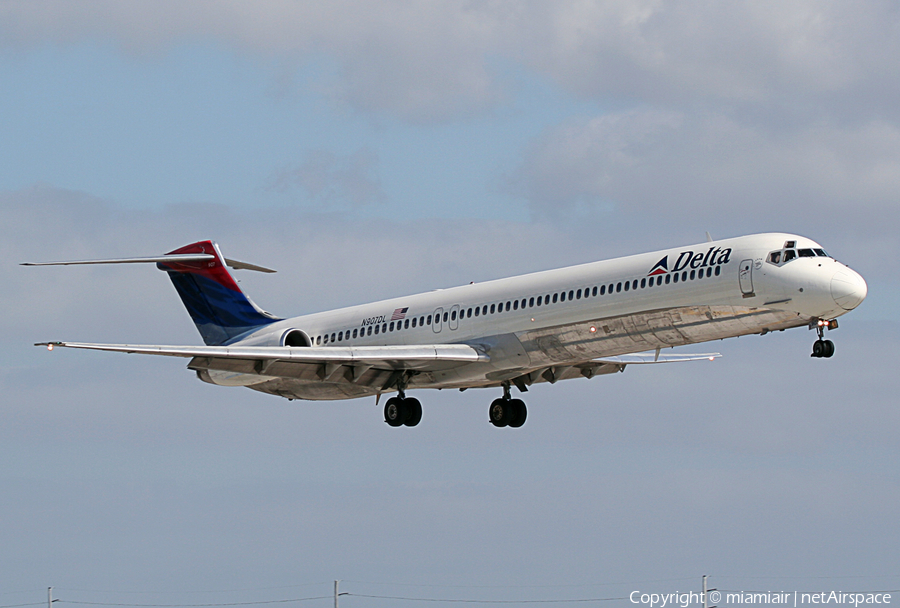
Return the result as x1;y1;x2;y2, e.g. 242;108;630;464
24;232;867;428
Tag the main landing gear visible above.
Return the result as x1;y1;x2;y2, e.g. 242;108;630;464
384;392;423;427
811;318;837;358
488;383;527;428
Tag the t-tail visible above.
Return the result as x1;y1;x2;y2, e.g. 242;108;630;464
22;240;280;346
156;241;280;345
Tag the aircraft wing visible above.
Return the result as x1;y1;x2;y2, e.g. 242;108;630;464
593;351;720;364
35;341;488;373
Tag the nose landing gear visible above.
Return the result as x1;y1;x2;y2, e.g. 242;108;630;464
810;318;837;358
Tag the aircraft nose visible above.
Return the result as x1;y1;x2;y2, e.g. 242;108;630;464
831;269;867;310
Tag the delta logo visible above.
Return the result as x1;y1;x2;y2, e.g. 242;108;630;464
647;247;732;276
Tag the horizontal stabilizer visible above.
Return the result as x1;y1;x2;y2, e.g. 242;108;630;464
22;254;276;273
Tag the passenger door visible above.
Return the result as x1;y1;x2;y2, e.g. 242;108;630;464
739;259;754;296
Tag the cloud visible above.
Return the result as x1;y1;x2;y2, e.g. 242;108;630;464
267;148;387;208
3;1;899;123
508;108;900;232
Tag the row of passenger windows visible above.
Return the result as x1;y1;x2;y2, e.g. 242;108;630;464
312;265;722;346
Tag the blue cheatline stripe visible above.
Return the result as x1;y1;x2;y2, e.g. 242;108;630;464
167;272;278;346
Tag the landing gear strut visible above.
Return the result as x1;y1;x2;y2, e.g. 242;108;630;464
383;383;423;427
489;382;527;428
811;318;836;358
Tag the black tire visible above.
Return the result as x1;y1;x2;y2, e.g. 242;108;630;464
384;396;408;427
489;398;512;427
812;340;824;358
508;399;527;428
823;339;835;358
403;398;422;427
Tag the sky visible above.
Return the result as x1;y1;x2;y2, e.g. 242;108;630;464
1;1;899;606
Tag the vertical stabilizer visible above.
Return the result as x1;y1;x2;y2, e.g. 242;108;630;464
157;241;279;345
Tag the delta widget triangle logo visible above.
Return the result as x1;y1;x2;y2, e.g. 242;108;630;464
648;256;668;276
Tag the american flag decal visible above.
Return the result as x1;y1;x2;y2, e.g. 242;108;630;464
391;307;409;321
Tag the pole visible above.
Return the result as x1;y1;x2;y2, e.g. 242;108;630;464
334;580;339;608
703;576;708;608
48;588;52;608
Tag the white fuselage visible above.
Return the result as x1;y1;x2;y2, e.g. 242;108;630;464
215;233;866;400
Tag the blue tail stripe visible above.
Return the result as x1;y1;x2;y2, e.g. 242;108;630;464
168;272;277;345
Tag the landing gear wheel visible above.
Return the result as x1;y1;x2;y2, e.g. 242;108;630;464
812;339;825;358
823;339;835;358
403;398;422;427
507;399;527;428
489;398;513;427
384;396;408;427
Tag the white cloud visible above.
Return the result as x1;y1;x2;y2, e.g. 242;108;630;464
267;148;387;207
509;108;900;230
3;1;899;122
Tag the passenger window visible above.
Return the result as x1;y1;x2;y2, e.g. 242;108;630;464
576;289;582;299
568;290;574;300
690;270;695;280
467;308;472;318
474;307;480;317
482;305;488;315
633;280;638;290
536;296;542;306
560;292;566;302
673;273;679;283
490;304;496;314
338;331;343;341
427;315;432;325
506;302;511;312
640;279;646;288
714;266;721;276
552;293;558;303
513;300;519;310
609;283;614;293
390;321;395;331
451;310;457;321
352;329;358;339
706;268;712;277
600;285;606;295
529;297;534;307
405;319;410;329
412;318;417;328
442;313;448;322
624;281;630;291
374;325;379;335
665;274;670;284
616;282;622;292
592;286;598;296
681;272;687;282
316;335;321;345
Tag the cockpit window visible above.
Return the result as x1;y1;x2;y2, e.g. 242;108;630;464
814;248;828;257
798;248;815;257
767;251;781;264
783;249;796;262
